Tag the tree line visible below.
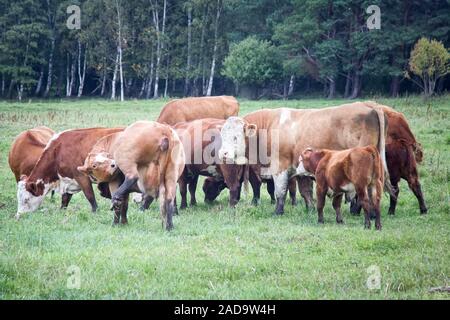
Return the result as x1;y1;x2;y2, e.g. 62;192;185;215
0;0;449;101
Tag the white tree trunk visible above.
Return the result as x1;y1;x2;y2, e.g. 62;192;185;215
206;0;222;97
100;70;106;96
116;0;124;102
184;5;192;96
111;52;119;100
146;55;155;99
77;41;87;98
288;75;295;96
35;70;44;96
44;35;55;97
152;0;167;99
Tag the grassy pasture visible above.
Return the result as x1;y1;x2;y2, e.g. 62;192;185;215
0;96;448;299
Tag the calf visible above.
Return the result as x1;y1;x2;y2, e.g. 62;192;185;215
296;146;384;230
174;119;245;208
19;127;124;216
111;121;185;230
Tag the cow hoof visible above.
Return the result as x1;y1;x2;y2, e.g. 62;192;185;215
112;199;123;211
420;208;428;215
180;204;187;210
375;224;382;231
388;209;395;215
336;220;344;224
15;214;21;221
318;219;324;224
252;198;260;206
274;210;284;216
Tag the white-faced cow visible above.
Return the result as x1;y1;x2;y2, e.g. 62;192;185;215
218;103;389;215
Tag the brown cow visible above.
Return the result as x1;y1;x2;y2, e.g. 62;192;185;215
218;103;389;215
173;119;245;208
77;131;153;213
363;101;426;215
19;127;124;216
157;96;239;125
111;121;185;230
297;146;384;230
8;126;70;216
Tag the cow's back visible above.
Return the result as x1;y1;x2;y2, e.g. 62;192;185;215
157;96;239;125
8;126;55;182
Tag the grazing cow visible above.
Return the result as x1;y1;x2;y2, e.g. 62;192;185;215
173;119;245;208
218;103;389;215
8;126;70;216
19;127;124;216
363;101;427;215
296;146;384;230
111;121;185;230
157;96;239;125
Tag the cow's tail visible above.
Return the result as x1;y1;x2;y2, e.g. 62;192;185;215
374;106;396;199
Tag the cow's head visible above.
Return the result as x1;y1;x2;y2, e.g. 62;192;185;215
78;152;118;183
203;178;227;203
17;175;48;217
296;148;317;176
218;117;257;165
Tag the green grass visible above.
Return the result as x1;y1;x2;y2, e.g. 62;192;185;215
0;96;449;299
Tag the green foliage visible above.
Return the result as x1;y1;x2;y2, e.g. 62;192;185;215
222;36;282;86
408;38;450;96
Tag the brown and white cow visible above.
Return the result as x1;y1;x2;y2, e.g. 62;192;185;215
110;121;185;230
173;119;245;208
296;146;384;230
218;103;389;215
364;101;427;215
8;126;69;216
157;96;239;125
19;127;124;216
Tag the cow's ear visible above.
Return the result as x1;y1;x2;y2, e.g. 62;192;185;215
245;124;257;137
19;174;28;181
302;148;314;158
77;165;88;175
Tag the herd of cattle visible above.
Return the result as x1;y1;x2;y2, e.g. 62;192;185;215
8;96;427;231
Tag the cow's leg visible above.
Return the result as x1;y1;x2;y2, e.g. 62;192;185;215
298;176;315;211
178;176;188;210
119;193;129;224
159;185;176;231
316;186;327;224
76;176;98;212
357;187;371;229
371;182;382;231
60;193;73;209
140;194;154;211
332;194;344;224
112;176;138;212
266;180;275;204
407;175;428;214
188;175;199;206
388;181;400;215
288;178;297;206
249;167;262;205
273;170;289;215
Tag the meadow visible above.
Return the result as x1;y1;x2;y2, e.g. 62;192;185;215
0;96;448;299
